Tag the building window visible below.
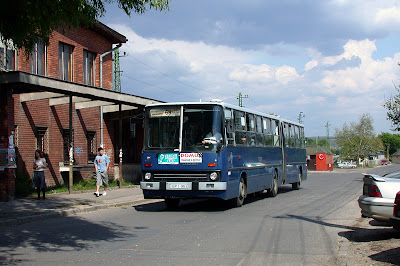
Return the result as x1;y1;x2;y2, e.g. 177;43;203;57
36;127;48;154
87;131;96;164
31;38;46;75
83;50;95;86
0;42;16;70
59;43;73;81
63;129;73;163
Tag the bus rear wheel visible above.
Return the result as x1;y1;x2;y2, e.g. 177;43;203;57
267;171;278;197
292;171;302;190
231;177;246;207
165;198;180;209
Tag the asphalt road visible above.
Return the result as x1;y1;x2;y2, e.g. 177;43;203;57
2;165;400;265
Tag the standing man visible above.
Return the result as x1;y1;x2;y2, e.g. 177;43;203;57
94;147;110;197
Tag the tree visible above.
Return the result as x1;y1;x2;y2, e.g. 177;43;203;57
317;139;329;148
0;0;169;56
379;132;400;158
305;137;316;145
335;113;384;161
383;79;400;131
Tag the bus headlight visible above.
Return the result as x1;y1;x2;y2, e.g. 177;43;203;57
210;172;218;181
144;173;152;180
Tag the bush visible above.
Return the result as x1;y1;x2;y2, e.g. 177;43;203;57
15;172;33;197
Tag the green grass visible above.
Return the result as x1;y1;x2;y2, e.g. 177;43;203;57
46;178;134;194
14;171;136;197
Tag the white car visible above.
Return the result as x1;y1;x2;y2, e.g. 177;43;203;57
358;172;400;221
338;161;357;168
391;191;400;230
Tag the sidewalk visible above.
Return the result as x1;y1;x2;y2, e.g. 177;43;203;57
0;186;156;228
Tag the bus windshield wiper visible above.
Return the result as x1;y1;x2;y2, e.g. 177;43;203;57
184;139;201;153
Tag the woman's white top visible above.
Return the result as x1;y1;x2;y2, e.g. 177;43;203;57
34;158;46;172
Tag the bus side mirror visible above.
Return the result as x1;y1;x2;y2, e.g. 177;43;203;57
216;142;222;152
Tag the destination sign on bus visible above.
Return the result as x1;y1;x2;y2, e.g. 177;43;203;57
158;153;179;164
150;108;180;118
180;153;203;163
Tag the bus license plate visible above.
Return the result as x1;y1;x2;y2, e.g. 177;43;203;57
170;184;187;189
167;182;191;190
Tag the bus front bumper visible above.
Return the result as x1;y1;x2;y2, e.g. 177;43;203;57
140;181;227;191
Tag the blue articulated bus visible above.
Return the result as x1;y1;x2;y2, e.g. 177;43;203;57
140;101;307;208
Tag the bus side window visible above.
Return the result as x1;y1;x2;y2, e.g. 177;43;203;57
234;110;246;131
263;118;272;146
294;126;300;148
234;110;246;145
256;116;263;146
225;108;235;145
247;113;255;132
289;124;295;147
235;131;247;146
284;123;289;147
300;127;305;148
247;114;256;145
273;120;280;147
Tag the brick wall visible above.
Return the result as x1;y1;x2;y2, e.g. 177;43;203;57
13;25;117;187
0;90;15;201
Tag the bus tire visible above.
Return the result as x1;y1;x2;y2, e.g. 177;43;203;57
267;171;278;197
165;198;180;209
292;170;302;190
231;177;246;207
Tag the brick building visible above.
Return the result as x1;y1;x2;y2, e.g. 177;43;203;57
0;22;160;201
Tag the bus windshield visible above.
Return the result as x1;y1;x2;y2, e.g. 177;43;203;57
145;105;224;152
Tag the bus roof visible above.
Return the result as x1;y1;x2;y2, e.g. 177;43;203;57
145;101;303;127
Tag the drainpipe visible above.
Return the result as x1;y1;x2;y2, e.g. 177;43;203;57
99;43;122;147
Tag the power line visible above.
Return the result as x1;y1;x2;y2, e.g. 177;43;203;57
122;74;199;100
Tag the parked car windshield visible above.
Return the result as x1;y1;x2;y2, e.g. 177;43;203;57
383;172;400;179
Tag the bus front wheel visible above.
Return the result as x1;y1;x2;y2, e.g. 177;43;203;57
231;177;247;207
165;198;180;209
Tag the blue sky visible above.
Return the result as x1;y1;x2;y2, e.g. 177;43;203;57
101;0;400;136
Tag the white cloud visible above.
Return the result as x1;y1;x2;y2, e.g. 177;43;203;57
110;23;399;135
305;60;318;71
375;6;400;28
275;66;301;84
326;1;400;34
229;65;274;83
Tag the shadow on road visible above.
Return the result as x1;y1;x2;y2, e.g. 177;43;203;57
134;187;299;212
134;199;232;212
275;214;400;265
0;196;97;220
0;216;134;265
274;214;400;242
369;247;400;265
274;214;355;230
338;225;400;242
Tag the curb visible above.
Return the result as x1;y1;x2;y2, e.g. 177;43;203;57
45;185;140;197
0;198;157;228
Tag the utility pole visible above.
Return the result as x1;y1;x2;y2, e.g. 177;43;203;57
298;112;305;124
325;121;331;150
113;49;127;92
237;92;249;107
